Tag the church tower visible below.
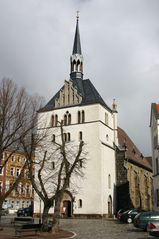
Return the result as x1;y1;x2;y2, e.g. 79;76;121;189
70;13;83;80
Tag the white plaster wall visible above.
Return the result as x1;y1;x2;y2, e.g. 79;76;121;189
34;103;116;215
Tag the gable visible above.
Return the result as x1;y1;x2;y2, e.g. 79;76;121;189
39;78;112;113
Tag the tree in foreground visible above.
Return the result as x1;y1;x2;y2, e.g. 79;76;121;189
0;78;43;220
24;121;86;229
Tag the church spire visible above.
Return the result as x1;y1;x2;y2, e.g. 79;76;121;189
70;12;83;80
72;11;82;55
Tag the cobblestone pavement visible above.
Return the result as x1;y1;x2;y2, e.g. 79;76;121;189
60;219;150;239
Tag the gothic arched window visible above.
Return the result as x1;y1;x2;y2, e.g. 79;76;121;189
68;114;71;125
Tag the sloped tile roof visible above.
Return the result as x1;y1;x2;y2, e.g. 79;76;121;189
118;127;152;171
39;78;111;112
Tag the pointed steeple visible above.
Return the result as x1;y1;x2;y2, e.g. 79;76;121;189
72;13;82;55
70;12;83;80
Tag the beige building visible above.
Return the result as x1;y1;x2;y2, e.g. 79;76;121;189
0;150;33;210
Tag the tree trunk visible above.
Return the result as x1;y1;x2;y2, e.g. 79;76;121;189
52;196;62;232
42;203;50;225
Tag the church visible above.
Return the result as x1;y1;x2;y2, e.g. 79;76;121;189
34;16;118;218
34;16;153;218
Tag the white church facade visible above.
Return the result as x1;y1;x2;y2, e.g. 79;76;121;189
34;16;118;218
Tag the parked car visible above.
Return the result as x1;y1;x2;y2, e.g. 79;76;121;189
116;209;125;220
17;206;33;217
134;211;159;231
120;208;143;223
1;208;8;216
147;220;159;237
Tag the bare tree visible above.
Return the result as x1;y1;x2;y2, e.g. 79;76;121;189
24;121;86;229
0;78;43;220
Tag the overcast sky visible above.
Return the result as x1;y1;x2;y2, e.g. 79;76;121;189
0;0;159;156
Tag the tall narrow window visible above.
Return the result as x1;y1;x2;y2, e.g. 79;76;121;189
78;199;82;208
78;111;81;123
64;115;67;125
10;168;14;176
68;114;71;125
16;168;20;177
55;115;58;126
26;185;30;195
68;133;71;142
51;115;54;127
63;133;67;142
106;134;109;141
82;110;85;123
52;134;55;142
52;162;55;170
108;174;111;189
79;131;83;141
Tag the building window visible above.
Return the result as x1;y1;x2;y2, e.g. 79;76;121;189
108;174;111;189
26;185;30;195
52;162;55;170
55;115;58;127
64;114;67;125
11;155;15;162
51;115;54;127
67;133;71;141
105;113;108;125
52;134;56;142
17;156;20;163
82;111;85;123
16;168;20;177
68;114;71;125
21;184;24;194
79;131;83;141
63;133;67;142
78;111;81;124
106;134;109;141
10;167;14;176
78;199;82;208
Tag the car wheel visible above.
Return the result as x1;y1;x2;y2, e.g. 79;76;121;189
127;218;132;223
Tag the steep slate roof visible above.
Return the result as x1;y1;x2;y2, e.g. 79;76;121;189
72;18;82;55
117;127;152;171
39;78;111;112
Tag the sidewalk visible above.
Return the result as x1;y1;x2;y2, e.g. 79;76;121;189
0;226;75;239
